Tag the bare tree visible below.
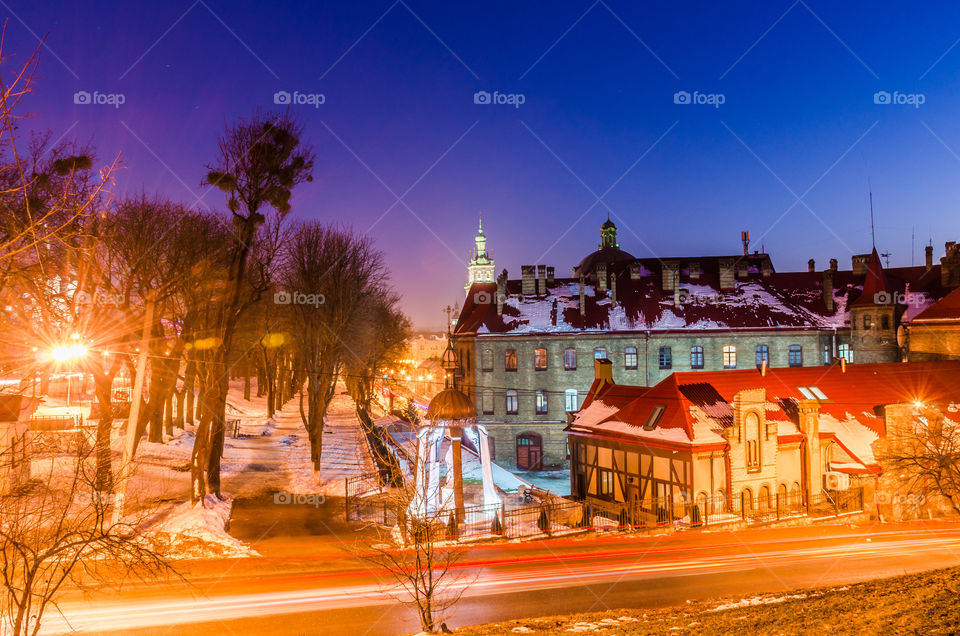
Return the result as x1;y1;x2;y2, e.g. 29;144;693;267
0;446;174;636
279;223;387;467
193;110;313;501
349;472;472;633
881;405;960;516
344;291;411;413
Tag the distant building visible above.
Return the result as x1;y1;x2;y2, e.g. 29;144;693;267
465;216;495;293
566;358;960;521
454;219;958;470
902;243;960;361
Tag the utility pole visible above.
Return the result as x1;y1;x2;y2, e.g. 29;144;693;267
112;292;155;523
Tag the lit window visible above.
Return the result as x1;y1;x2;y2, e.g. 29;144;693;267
755;344;769;369
594;347;607;360
534;347;547;370
565;389;578;412
745;412;761;469
838;343;852;363
505;349;517;372
625;346;639;370
657;346;671;370
788;345;803;367
564;347;577;370
644;405;666;430
535;390;548;414
690;345;704;369
723;345;737;369
598;469;614;497
505;390;518;414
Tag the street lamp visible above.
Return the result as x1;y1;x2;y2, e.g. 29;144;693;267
50;340;87;407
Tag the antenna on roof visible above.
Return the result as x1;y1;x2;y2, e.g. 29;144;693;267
741;230;750;256
868;183;876;249
880;251;891;268
912;226;915;267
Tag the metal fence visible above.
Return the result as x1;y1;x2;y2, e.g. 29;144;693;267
345;483;865;537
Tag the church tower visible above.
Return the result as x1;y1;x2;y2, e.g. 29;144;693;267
599;217;619;249
465;215;495;294
849;248;899;363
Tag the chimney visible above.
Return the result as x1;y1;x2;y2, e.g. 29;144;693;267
521;265;536;298
611;272;617;306
593;357;614;385
537;264;547;296
942;241;960;287
852;254;870;277
596;262;608;292
689;261;701;281
629;264;643;280
546;266;555;286
496;269;507;316
578;275;586;317
760;358;767;376
829;258;838;272
719;258;735;290
925;245;934;272
822;268;834;312
662;261;679;291
808;258;815;273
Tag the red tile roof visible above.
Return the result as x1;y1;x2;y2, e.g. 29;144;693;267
909;285;960;323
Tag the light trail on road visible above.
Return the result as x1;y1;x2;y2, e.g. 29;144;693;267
41;525;960;634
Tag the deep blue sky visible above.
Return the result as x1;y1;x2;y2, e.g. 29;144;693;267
5;1;960;328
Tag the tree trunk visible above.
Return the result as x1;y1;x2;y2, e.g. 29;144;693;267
243;355;251;401
164;392;174;436
184;360;195;426
93;373;115;492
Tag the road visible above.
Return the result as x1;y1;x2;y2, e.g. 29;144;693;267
45;519;960;636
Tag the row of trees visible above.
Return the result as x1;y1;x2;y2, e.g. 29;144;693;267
0;49;409;505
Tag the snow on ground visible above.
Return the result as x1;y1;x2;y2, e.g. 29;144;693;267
138;494;256;558
708;593;810;612
91;380;374;558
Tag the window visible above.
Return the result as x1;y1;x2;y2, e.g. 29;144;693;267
565;389;579;412
594;347;607;360
755;344;769;369
838;343;852;363
745;412;761;470
788;345;803;367
798;386;828;400
481;349;493;372
657;346;671;369
644;405;666;430
625;346;639;370
598;469;614;497
534;347;547;370
535;389;548;414
881;314;891;330
823;344;831;364
482;389;494;414
505;389;518;414
722;345;737;369
564;347;577;370
690;345;704;369
862;314;872;329
505;349;517;372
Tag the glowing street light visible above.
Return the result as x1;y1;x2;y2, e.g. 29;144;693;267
51;343;87;363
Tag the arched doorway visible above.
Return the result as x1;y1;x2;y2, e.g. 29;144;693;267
516;432;542;470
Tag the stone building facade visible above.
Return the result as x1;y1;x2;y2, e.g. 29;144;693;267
455;221;959;470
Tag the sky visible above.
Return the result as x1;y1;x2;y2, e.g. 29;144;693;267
4;1;960;328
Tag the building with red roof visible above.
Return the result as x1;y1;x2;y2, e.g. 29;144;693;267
453;219;960;470
565;358;960;522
